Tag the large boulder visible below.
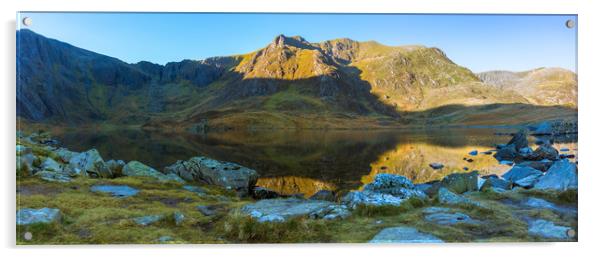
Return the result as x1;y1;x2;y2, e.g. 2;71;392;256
527;144;559;161
342;191;405;208
494;129;529;162
441;171;479;194
513;174;541;188
67;149;112;178
362;174;426;199
106;160;126;177
343;174;426;208
369;226;443;243
502;166;543;182
493;146;517;162
515;161;554;172
437;187;482;207
17;208;61;225
533;159;577;191
242;198;350;222
54;148;78;163
164;156;258;196
480;177;511;191
123;161;184;183
40;158;63;172
507;129;530;150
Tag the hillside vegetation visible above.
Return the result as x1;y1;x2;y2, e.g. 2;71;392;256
17;30;577;130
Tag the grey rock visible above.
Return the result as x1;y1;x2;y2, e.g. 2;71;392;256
429;163;444;169
441;171;479;194
502;166;543;182
522;197;577;215
513;174;542;188
257;214;285;223
242;198;350;222
425;212;478;225
528;219;570;239
508;130;530;150
528;144;559;161
494;146;518;162
35;170;72;182
68;149;112;178
106;160;126;177
17;208;61;225
252;186;280;199
481;177;511;191
369;226;443;243
515;161;554;172
134;215;163;226
500;160;514;166
173;212;185;226
518;147;534;157
90;185;139;198
362;174;427;199
123;161;184;183
54;148;78;163
415;183;433;194
342;191;404;208
158;236;174;243
164;156;258;196
309;190;337;202
533;159;577;191
41;158;63;172
437;187;482;207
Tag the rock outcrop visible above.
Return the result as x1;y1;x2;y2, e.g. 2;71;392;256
164;156;258;196
17;208;61;225
533;159;577;191
242;198;350;222
342;174;426;208
123;161;184;183
369;226;443;243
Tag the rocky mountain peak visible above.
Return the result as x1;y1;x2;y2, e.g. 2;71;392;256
269;34;314;50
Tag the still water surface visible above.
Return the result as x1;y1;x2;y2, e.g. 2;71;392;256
53;128;577;196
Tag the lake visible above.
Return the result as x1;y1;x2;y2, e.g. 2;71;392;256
52;128;578;197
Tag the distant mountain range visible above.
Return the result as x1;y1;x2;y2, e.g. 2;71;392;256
16;29;577;130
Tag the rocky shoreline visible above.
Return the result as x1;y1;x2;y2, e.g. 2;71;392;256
16;125;578;244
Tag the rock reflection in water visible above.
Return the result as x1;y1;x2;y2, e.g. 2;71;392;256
51;128;577;196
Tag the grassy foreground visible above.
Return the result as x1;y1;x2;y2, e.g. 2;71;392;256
17;173;577;244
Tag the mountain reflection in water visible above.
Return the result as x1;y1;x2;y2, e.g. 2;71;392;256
52;128;577;197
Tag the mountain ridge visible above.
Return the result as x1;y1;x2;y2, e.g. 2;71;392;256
16;29;577;130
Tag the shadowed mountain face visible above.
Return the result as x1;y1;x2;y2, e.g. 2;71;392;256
17;29;577;129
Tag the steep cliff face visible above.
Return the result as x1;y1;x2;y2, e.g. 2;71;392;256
17;29;576;129
17;29;152;122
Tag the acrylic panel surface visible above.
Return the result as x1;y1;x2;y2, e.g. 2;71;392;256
16;12;577;244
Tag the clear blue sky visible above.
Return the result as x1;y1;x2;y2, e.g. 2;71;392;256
18;13;577;72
